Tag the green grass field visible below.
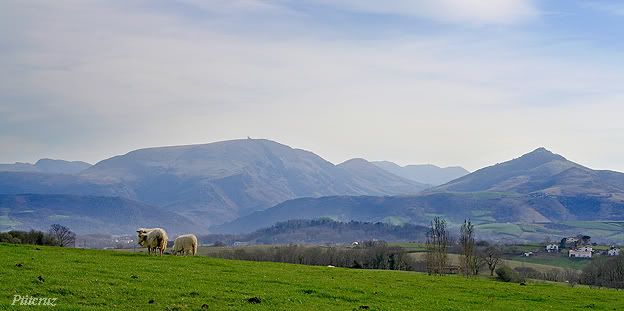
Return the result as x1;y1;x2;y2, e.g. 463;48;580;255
2;244;624;310
508;255;590;270
388;242;427;252
408;252;575;275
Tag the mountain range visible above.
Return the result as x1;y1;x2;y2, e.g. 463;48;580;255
0;139;445;232
0;159;92;175
216;148;624;241
2;140;623;242
372;161;469;185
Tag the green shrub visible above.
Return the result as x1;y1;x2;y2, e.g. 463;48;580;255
496;266;525;283
496;266;513;282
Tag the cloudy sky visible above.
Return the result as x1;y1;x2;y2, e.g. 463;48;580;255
1;0;624;171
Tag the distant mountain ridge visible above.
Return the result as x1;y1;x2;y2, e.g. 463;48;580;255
80;139;428;224
372;161;469;186
0;159;92;174
337;158;428;194
6;143;618;241
434;147;624;197
0;139;428;228
218;148;624;240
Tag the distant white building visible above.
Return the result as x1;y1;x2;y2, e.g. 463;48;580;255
565;237;579;243
545;244;559;253
608;248;620;256
569;246;592;258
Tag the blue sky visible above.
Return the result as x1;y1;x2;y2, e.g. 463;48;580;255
1;0;624;171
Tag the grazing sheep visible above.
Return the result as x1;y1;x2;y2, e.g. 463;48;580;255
136;228;168;256
173;234;198;256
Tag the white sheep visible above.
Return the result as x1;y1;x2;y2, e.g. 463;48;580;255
172;234;198;256
136;228;168;256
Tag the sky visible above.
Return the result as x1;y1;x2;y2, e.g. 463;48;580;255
1;0;624;172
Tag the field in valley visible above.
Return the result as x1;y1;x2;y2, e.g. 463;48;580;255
394;242;591;272
1;243;623;310
473;221;624;243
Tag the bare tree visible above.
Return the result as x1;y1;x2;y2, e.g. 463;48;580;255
471;254;486;275
425;217;449;275
481;245;502;276
49;224;76;247
459;220;476;276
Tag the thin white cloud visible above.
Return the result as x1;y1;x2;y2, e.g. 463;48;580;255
313;0;539;25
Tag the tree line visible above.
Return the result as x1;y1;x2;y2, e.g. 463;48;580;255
581;254;624;289
425;217;503;277
0;224;76;247
207;240;420;271
201;218;428;245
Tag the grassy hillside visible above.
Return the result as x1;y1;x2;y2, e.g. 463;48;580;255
2;244;624;310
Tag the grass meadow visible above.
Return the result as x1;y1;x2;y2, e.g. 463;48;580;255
1;243;624;310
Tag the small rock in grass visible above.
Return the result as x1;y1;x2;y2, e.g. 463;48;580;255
148;299;155;304
247;297;261;304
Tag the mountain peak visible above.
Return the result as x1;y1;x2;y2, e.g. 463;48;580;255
529;147;555;155
339;158;370;166
435;147;581;193
518;147;566;164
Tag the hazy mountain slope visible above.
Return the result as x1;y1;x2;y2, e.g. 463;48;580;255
213;193;549;234
78;139;426;224
373;161;469;185
434;148;587;193
0;159;92;174
218;148;624;236
0;171;132;198
216;191;624;235
337;158;428;193
0;194;199;235
0;163;38;173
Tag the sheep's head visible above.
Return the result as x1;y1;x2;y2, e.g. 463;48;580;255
136;229;148;246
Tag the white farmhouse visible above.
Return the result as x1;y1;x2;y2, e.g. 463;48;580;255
608;247;620;256
545;244;559;253
569;246;592;258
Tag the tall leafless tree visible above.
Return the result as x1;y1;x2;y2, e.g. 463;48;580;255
49;224;76;247
481;245;502;276
459;220;476;276
425;217;449;275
